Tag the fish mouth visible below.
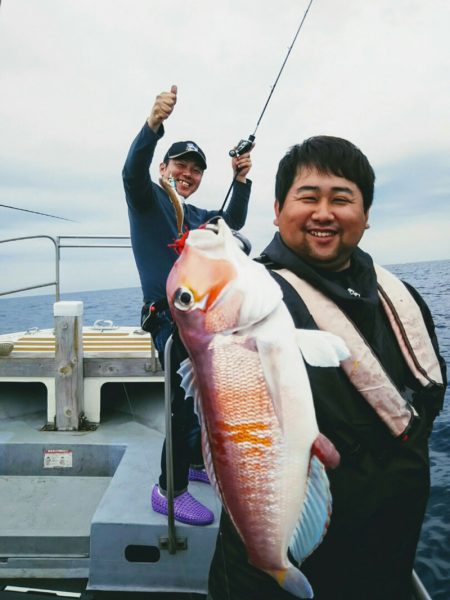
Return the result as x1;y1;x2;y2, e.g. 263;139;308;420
186;220;224;254
203;221;220;234
190;219;249;254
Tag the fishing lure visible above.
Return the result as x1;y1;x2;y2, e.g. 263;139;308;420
159;174;185;239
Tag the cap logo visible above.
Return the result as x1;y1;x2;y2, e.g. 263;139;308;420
185;142;199;153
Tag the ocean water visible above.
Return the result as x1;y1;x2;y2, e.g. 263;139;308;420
387;260;450;599
0;259;449;598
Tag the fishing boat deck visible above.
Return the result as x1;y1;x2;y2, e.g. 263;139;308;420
0;381;221;594
0;315;221;594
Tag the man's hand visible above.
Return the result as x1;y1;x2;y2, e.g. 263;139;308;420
231;147;253;183
147;85;177;133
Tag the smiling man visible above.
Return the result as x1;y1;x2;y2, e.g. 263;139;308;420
274;169;369;272
207;136;447;600
122;85;253;526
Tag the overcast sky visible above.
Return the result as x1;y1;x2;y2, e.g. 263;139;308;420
1;0;449;298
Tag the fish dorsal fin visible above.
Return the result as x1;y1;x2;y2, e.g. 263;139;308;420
177;357;221;499
289;455;332;565
294;329;349;367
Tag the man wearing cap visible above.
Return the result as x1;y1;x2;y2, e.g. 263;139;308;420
122;85;253;525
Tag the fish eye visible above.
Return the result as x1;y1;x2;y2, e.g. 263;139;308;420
174;287;195;311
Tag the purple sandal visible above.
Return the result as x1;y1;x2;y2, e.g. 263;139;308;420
188;467;210;484
151;484;214;526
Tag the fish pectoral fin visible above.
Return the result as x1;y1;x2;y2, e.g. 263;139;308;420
289;455;332;566
312;432;341;469
294;329;349;367
255;336;287;429
177;358;202;423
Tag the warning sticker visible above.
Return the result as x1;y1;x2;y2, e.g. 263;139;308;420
43;449;73;469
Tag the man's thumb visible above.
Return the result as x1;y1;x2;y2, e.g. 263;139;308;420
171;84;177;95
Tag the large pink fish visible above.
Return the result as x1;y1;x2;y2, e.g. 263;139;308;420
166;219;348;598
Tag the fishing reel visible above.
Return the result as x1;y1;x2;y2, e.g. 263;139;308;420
229;134;255;157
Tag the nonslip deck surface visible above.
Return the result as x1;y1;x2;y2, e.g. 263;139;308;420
0;476;111;556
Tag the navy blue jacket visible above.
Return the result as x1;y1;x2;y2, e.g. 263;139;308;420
123;123;251;303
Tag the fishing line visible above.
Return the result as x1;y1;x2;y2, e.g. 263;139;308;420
219;0;316;214
0;203;77;222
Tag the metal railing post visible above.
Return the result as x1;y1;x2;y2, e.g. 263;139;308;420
412;570;432;600
55;236;61;302
163;334;177;553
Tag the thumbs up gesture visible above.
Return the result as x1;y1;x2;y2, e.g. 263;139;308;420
147;84;178;133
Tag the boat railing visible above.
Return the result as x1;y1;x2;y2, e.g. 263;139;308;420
0;234;131;300
1;232;183;548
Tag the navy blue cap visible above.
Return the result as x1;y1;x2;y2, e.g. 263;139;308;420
163;141;207;170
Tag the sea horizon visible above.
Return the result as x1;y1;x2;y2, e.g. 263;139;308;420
2;257;449;301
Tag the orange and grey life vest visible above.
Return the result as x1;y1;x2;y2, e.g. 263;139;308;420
275;265;443;438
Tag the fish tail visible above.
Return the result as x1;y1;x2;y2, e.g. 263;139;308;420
269;566;314;599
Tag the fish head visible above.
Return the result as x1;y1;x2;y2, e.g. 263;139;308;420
166;218;282;341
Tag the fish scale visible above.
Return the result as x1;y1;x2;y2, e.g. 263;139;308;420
199;335;299;568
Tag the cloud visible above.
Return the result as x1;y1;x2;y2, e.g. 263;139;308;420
362;217;450;266
0;0;449;297
372;151;450;223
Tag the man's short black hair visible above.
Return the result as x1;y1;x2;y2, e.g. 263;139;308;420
275;136;375;212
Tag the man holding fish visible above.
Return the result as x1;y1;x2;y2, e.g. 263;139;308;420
164;136;446;599
122;85;253;525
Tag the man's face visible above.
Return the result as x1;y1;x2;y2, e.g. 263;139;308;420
274;167;369;271
159;155;204;199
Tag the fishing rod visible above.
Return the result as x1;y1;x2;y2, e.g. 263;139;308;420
219;0;316;213
0;203;77;222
